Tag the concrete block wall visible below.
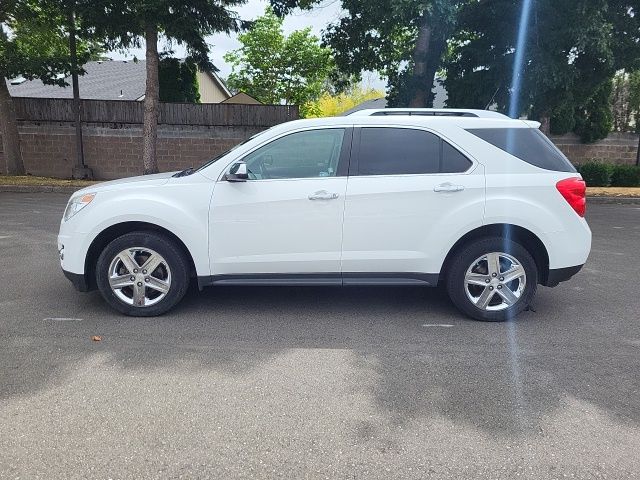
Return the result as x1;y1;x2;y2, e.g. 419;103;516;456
2;122;264;179
550;132;639;166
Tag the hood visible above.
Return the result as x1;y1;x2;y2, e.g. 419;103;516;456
73;171;178;196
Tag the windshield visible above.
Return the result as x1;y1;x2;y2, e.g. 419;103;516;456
195;129;271;172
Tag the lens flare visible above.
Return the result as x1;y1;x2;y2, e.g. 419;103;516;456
509;0;534;119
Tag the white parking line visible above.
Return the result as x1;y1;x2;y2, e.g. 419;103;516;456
422;323;455;328
43;317;83;322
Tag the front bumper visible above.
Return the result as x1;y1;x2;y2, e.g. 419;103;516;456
57;222;93;273
58;225;94;292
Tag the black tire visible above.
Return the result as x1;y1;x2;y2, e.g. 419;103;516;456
96;231;190;317
445;237;538;322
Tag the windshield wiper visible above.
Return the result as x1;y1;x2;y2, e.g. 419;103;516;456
173;167;194;178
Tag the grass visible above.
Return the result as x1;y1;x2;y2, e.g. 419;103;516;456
0;175;100;187
587;187;640;197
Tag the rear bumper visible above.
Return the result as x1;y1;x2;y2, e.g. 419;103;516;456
544;264;583;287
63;269;91;292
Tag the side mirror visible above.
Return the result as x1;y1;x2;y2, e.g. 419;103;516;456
225;161;249;182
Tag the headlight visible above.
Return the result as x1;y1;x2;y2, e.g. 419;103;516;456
63;193;96;221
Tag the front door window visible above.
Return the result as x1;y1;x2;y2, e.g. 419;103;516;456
243;129;346;180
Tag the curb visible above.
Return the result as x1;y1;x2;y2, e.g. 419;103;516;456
0;185;82;194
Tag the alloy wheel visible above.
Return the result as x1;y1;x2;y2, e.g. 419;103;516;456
464;252;526;311
107;247;172;307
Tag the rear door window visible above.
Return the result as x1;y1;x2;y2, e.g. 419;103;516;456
466;128;576;172
356;127;472;175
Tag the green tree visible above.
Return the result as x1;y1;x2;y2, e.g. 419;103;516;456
630;71;640;134
271;0;465;108
91;0;244;174
224;7;333;117
159;57;200;103
574;79;614;143
611;70;640;133
0;0;97;175
628;70;640;165
444;0;639;141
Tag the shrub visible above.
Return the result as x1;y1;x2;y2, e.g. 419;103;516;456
610;165;640;187
576;162;612;186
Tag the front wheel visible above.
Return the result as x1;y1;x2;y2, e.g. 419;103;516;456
96;232;190;316
445;237;538;322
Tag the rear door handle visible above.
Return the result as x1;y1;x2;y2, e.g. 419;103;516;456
308;190;339;201
434;183;465;193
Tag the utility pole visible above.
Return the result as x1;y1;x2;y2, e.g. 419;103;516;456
68;8;92;179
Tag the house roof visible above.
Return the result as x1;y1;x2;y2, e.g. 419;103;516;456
6;59;231;102
341;97;387;115
7;60;147;100
221;92;262;105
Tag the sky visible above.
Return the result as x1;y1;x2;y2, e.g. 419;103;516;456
110;0;386;90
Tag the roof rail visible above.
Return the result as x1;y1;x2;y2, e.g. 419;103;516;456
347;108;510;119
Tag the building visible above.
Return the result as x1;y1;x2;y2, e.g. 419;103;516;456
341;78;448;115
6;60;236;104
222;92;262;105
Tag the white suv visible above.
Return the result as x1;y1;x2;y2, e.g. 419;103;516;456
58;110;591;321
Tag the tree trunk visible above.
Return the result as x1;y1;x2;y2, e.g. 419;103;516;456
409;13;432;108
423;34;448;108
539;114;551;135
0;72;25;176
636;133;639;167
142;22;159;175
68;9;91;179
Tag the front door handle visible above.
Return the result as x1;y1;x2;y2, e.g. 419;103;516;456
434;183;465;193
308;190;339;201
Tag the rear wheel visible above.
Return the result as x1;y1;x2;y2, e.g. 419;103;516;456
446;237;538;322
96;232;190;316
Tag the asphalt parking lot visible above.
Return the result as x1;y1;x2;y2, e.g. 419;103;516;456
0;192;639;479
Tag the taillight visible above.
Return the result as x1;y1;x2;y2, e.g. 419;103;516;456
556;177;586;217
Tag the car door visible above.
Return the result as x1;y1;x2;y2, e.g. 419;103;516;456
209;127;352;278
341;126;485;282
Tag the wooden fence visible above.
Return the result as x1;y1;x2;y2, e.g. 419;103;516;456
12;97;299;127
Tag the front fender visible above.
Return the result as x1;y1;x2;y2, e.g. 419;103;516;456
63;181;213;277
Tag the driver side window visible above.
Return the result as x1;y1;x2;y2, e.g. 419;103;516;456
243;129;346;180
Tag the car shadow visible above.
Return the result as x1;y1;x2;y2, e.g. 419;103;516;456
3;277;638;439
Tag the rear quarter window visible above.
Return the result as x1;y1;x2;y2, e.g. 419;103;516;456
441;141;472;173
466;128;576;173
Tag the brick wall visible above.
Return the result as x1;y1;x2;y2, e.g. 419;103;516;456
2;121;265;179
550;132;639;166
